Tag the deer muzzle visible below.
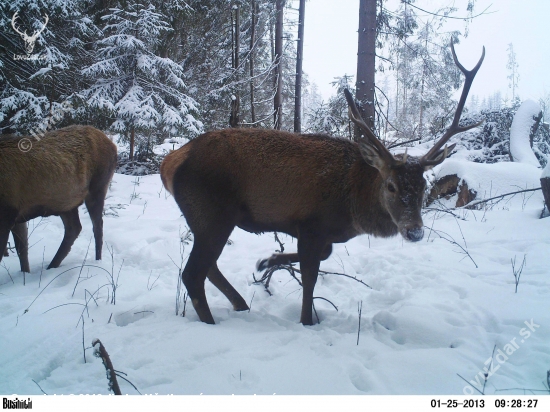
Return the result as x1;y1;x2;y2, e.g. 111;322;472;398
404;226;424;242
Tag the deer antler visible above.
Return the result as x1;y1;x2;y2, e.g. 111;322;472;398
344;88;396;165
11;11;27;37
30;14;49;41
420;42;485;165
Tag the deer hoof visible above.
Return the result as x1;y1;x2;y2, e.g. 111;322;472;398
256;258;269;272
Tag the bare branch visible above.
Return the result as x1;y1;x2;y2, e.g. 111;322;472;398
92;339;122;395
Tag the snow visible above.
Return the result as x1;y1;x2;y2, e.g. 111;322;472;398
542;160;550;179
433;159;541;201
509;100;541;168
0;164;549;395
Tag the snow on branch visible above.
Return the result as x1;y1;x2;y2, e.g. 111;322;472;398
510;100;542;167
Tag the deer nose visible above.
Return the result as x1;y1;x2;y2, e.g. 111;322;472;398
406;227;424;242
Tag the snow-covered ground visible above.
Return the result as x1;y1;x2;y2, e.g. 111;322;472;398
0;162;549;395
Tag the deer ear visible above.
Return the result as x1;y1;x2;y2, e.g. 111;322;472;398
359;141;390;173
422;143;457;170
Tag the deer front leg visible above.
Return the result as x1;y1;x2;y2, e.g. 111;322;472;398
11;223;29;273
297;234;327;326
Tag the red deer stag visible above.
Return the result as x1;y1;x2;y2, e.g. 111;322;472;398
160;43;484;325
0;125;117;272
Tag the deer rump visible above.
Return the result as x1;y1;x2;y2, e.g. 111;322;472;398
0;125;117;272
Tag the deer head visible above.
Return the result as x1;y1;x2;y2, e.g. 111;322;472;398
11;11;49;55
345;42;485;242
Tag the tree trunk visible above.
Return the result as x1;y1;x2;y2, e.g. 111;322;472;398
273;0;285;130
249;0;257;125
230;3;241;128
355;0;377;140
530;111;543;148
293;0;305;133
541;176;550;215
418;35;428;141
129;127;135;161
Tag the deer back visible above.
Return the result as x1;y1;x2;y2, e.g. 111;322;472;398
0;125;117;220
162;128;396;241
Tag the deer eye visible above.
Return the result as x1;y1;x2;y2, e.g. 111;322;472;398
387;183;397;193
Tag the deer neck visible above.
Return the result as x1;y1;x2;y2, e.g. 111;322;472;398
349;159;398;238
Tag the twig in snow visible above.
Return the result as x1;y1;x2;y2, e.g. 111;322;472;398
129;176;141;203
456;373;484;395
182;292;188;317
147;270;160;291
72;238;92;297
483;345;497;395
105;244;122;305
494;387;548;394
248;291;255;313
319;269;372;289
313;296;338;312
82;315;86;363
357;301;363;346
424;227;478;268
511;255;526;293
312;300;319;324
1;262;14;284
460;187;541;210
114;371;142;395
92;339;122;395
32;379;48;395
39;247;45;288
172;226;191;316
254;263;371;293
311;297;338;324
457;345;496;395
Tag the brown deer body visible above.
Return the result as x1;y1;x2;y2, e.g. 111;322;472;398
160;44;484;325
0;125;117;272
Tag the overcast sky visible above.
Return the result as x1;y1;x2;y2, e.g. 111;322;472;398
298;0;550;104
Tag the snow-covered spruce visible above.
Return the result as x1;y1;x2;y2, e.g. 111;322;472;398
80;3;202;144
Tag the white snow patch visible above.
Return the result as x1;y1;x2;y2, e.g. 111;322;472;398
541;160;550;179
434;159;542;202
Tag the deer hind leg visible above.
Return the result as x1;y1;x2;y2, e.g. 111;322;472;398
207;262;249;311
11;223;30;273
0;209;20;268
257;244;332;272
297;233;328;326
48;207;82;269
182;225;235;324
85;185;109;261
0;223;12;267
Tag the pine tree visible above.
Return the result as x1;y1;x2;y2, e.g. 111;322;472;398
81;1;202;159
0;0;97;134
506;42;520;101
